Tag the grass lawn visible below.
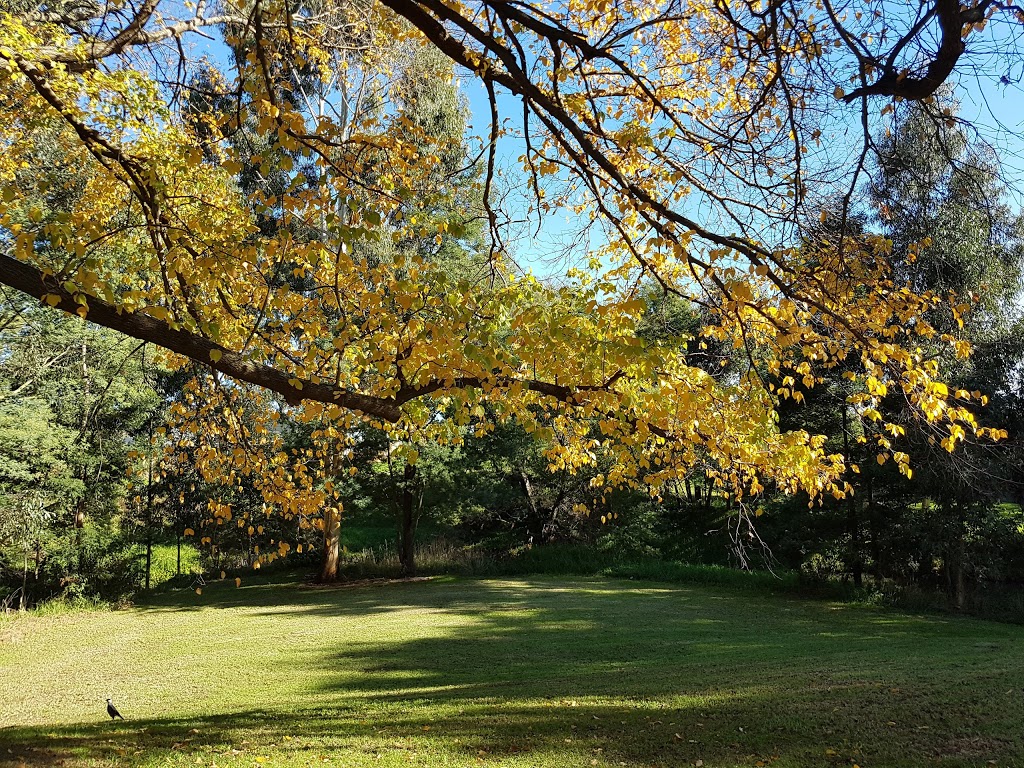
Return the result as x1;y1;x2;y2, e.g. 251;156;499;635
1;576;1023;768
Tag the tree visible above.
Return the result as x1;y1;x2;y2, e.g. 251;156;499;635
0;298;160;605
865;99;1024;607
0;0;1018;548
0;397;81;608
762;99;1024;600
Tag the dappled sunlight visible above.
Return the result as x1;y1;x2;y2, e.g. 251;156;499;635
3;578;1024;767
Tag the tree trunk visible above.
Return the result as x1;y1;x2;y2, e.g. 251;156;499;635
517;467;545;543
320;505;341;582
917;498;932;587
78;331;89;576
20;547;29;611
176;530;181;577
954;558;966;611
948;519;967;611
399;462;417;576
867;475;882;579
848;496;863;588
842;406;863;587
145;415;153;591
74;500;85;575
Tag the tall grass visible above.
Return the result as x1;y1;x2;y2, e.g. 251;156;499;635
147;542;202;586
329;538;804;594
325;537;1024;622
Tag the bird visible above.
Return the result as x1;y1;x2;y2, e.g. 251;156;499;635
106;698;124;720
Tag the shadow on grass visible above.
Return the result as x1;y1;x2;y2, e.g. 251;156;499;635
3;576;1024;767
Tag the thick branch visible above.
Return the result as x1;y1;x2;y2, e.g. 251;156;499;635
0;252;403;421
0;253;628;424
843;0;982;102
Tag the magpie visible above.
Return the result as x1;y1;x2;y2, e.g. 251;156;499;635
106;698;124;720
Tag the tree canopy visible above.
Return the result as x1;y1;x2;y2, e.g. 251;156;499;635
0;0;1021;529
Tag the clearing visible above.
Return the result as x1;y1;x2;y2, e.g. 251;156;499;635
1;576;1023;767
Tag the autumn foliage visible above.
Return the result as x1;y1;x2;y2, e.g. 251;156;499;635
0;0;1017;566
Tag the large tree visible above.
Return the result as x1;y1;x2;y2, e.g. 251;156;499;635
763;98;1024;596
0;0;1019;544
865;99;1024;605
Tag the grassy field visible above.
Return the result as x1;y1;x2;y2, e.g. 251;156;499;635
1;576;1023;768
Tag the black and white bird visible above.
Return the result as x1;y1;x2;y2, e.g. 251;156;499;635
106;698;124;720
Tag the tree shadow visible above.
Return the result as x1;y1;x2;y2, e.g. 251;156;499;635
3;577;1023;767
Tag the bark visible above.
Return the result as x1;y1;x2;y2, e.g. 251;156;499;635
145;415;153;591
953;557;967;611
842;0;987;103
918;498;932;587
0;253;400;420
77;331;89;575
73;503;85;575
947;516;967;611
848;495;863;588
867;475;882;579
319;505;341;582
518;467;539;518
399;462;418;576
20;547;29;611
517;466;546;542
842;405;863;587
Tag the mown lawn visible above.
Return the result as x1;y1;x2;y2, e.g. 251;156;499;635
1;576;1023;767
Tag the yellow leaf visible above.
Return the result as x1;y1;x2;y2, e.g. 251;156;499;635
209;349;223;363
235;577;242;587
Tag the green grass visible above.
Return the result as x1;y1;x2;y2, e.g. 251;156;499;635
2;576;1024;768
147;543;202;587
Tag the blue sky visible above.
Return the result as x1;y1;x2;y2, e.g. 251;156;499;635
184;9;1024;278
456;50;1024;278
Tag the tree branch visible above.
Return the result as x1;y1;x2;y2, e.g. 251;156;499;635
0;252;404;422
843;0;984;102
0;253;631;425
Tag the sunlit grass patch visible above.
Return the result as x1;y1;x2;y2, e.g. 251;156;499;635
1;576;1023;767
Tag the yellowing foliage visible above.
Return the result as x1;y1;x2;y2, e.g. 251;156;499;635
0;0;1011;561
